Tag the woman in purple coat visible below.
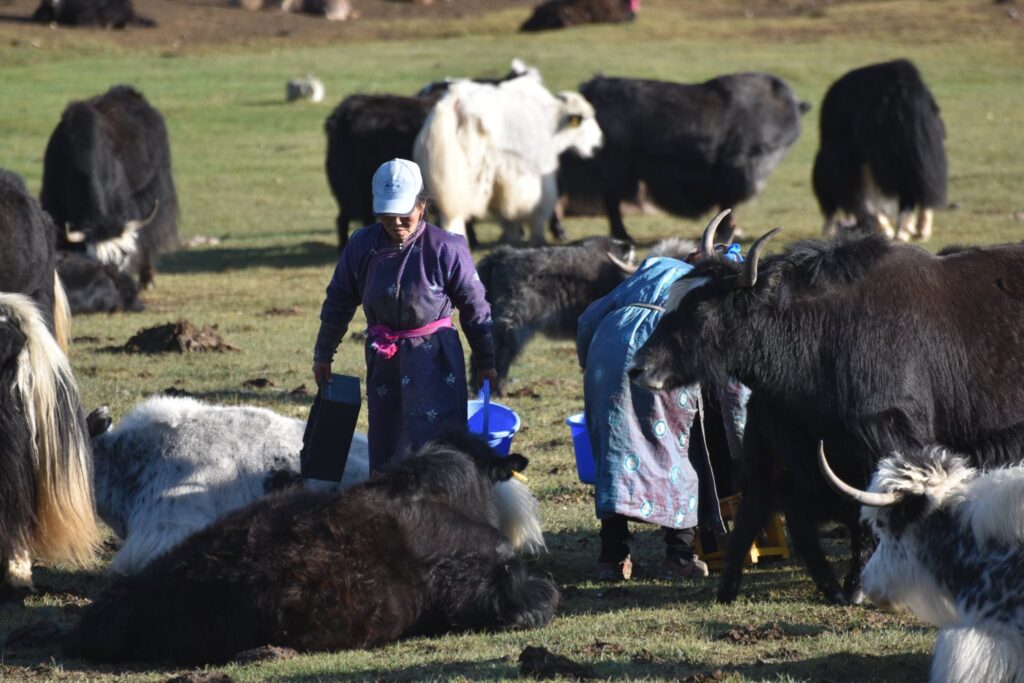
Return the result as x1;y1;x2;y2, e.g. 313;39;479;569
312;159;497;471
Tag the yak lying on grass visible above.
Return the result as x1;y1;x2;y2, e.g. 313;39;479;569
65;433;554;664
89;395;369;575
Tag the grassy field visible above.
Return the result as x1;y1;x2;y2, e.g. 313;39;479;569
0;0;1022;680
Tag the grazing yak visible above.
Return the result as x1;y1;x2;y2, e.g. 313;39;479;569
820;445;1024;683
414;74;603;244
472;236;697;395
575;73;807;242
325;60;535;250
40;85;179;289
57;252;142;314
0;293;99;599
31;0;153;27
629;215;1024;605
0;170;71;351
521;0;638;31
65;433;555;664
813;59;947;242
89;395;369;575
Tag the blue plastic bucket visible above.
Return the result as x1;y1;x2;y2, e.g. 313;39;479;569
467;399;521;456
565;413;596;485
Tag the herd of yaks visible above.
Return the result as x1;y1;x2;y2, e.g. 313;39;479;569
2;33;1022;682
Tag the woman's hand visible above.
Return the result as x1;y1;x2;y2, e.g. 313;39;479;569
312;361;333;387
476;368;498;392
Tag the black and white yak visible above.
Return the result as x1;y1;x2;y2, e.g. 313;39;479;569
813;59;947;242
629;214;1024;605
0;169;71;352
56;252;143;314
0;293;99;599
520;0;639;32
820;444;1024;683
40;85;178;289
574;73;808;242
89;395;369;575
65;433;554;664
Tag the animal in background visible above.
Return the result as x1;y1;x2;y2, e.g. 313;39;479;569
40;85;179;289
573;73;807;243
414;74;603;244
813;59;947;241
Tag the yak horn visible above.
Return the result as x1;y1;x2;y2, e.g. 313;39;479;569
736;227;783;288
64;223;87;244
123;199;160;233
700;209;731;262
818;442;901;508
607;251;638;275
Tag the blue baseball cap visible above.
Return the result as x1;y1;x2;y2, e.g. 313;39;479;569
372;159;423;216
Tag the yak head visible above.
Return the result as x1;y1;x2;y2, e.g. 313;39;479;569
403;430;544;555
818;443;970;625
553;91;603;160
628;210;782;391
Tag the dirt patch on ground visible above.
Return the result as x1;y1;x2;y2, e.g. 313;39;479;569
716;622;789;644
124;320;239;353
519;645;597;680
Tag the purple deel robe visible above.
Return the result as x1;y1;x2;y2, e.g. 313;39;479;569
315;221;494;471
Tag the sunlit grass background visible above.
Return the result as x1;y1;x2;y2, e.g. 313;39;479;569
0;0;1021;679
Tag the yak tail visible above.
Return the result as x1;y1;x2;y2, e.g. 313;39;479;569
52;272;71;354
413;89;481;237
494;478;545;555
5;293;99;566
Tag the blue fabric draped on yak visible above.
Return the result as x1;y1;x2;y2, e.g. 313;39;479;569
577;254;747;535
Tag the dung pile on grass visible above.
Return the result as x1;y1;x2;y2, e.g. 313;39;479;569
124;320;238;353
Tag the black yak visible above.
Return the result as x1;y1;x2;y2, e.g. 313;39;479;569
0;169;71;351
40;85;178;289
813;59;947;242
575;73;807;242
520;0;639;31
31;0;152;27
629;213;1024;604
470;236;637;395
0;293;99;599
65;433;555;664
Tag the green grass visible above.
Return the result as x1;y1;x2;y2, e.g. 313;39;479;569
0;0;1022;680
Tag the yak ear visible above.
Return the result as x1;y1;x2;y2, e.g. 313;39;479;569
483;453;530;482
86;406;112;438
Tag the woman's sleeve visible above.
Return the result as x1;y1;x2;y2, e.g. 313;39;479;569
442;239;495;371
576;292;617;369
313;243;363;363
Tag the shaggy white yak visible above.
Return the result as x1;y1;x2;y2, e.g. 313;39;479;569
91;395;369;574
414;73;603;244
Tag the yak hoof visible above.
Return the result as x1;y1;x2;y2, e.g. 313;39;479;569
715;581;739;604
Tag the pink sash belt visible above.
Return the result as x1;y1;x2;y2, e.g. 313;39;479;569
367;317;453;360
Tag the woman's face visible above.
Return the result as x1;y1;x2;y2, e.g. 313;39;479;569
378;202;425;245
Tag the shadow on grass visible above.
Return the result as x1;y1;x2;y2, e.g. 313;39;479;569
160;239;339;274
